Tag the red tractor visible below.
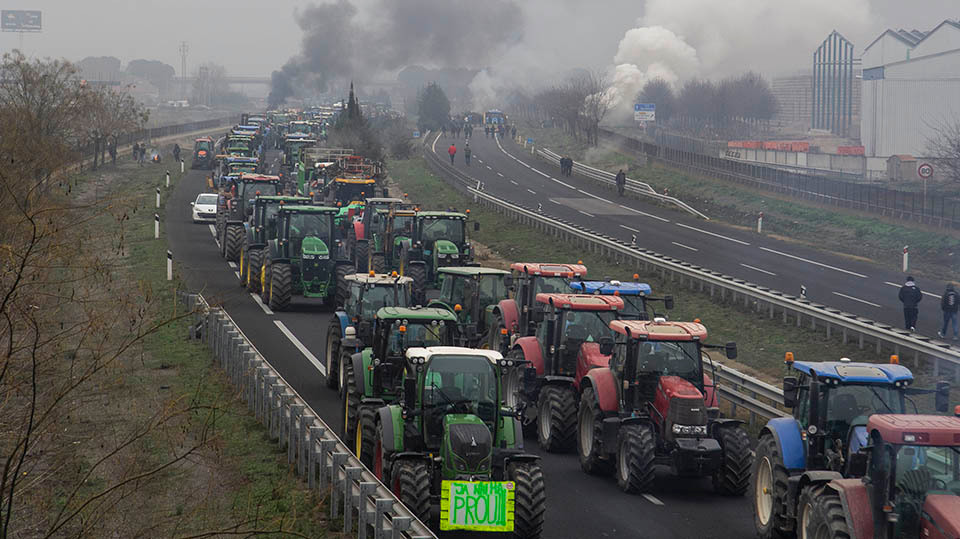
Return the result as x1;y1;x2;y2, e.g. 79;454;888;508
488;262;588;352
506;293;623;452
803;413;960;539
577;319;751;495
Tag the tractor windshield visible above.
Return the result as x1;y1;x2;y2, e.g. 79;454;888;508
421;218;464;245
288;213;331;241
239;182;277;202
388;322;448;355
634;341;702;382
813;384;904;443
422;355;497;411
533;276;568;295
619;296;649;319
392;215;415;237
196;140;212;151
561;310;617;343
355;285;408;319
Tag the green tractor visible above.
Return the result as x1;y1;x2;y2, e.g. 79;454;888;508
346;197;411;272
340;306;459;462
371;346;546;538
217;174;280;263
401;211;477;301
428;267;512;348
239;195;311;293
260;205;354;311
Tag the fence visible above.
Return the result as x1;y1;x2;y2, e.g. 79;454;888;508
179;291;436;539
599;128;960;229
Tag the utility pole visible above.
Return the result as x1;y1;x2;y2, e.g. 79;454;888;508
179;41;189;100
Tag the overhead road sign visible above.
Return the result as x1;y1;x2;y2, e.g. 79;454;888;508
1;10;41;32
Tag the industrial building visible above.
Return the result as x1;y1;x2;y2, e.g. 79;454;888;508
861;19;960;158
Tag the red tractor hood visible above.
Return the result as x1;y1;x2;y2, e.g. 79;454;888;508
659;375;703;400
923;495;960;538
579;342;610;370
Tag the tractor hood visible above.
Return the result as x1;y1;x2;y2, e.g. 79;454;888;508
659;375;704;401
394;236;411;249
923;495;960;538
434;239;459;256
444;415;492;476
579;342;612;371
301;236;330;258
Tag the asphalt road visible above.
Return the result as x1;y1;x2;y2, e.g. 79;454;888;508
435;132;953;343
166;145;757;538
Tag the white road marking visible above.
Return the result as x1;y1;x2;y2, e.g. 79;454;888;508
527;189;537;195
578;210;595;218
577;189;614;204
884;281;941;299
208;224;216;237
228;261;237;268
486;165;492;170
497;172;504;177
672;241;699;252
234;271;241;279
619;204;670;223
274;320;325;375
510;180;519;186
251;293;273;315
532;168;550;178
832;291;882;308
619;224;640;233
676;223;750;245
759;247;867;278
740;263;777;276
477;159;482;163
642;494;665;506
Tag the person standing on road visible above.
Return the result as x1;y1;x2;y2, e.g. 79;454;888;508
511;125;517;140
173;143;181;162
615;169;626;196
898;276;923;331
938;283;959;340
448;143;457;165
464;143;471;166
132;142;140;160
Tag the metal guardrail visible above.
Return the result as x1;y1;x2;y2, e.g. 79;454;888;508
531;145;709;220
179;292;436;539
708;360;789;421
422;145;960;419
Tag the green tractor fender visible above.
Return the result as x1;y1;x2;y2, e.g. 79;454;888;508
377;405;405;453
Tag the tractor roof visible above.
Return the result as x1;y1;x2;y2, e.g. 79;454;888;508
438;267;509;277
418;211;467;219
375;306;458;322
570;280;652;296
405;346;503;363
279;205;338;215
365;197;405;205
195;136;213;142
226;156;258;163
344;272;413;286
510;262;587;278
240;173;279;182
867;414;960;446
611;319;708;341
257;195;310;203
536;293;623;311
790;361;913;383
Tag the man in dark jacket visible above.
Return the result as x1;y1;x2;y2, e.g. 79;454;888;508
898;276;923;331
938;283;959;340
615;169;627;196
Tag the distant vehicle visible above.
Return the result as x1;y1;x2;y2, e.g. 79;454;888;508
191;193;218;223
483;109;506;125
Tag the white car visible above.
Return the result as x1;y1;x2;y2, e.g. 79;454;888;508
191;193;218;223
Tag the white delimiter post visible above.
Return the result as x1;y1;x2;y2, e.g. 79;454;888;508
154;214;160;239
166;170;170;188
902;245;909;273
180;159;185;173
167;250;173;281
757;212;763;234
156;187;161;208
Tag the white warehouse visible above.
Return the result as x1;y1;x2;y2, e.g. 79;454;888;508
861;20;960;158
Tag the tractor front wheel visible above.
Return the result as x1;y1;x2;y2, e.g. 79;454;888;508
353;241;369;273
225;224;242;263
803;491;850;539
488;313;508;353
797;485;825;539
392;460;432;525
324;323;340;389
355;405;376;467
536;385;577;453
616;423;655;494
334;264;355;308
340;355;359;443
578;387;613;475
268;262;292;311
246;248;262;293
713;425;753;496
508;461;546;539
753;434;792;538
405;263;427;304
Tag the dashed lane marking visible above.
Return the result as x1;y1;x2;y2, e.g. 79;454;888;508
619;224;640;233
274;320;325;375
832;291;882;308
510;180;518;186
251;293;273;315
642;494;664;506
676;223;750;245
527;189;537;195
497;172;504;177
578;210;595;218
486;165;492;170
672;241;699;252
208;224;216;237
883;281;941;299
228;261;237;269
618;204;669;223
740;263;776;276
759;247;867;278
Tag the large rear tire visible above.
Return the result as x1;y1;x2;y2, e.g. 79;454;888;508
246;248;262;293
268;262;292;311
616;423;655;494
371;253;386;274
334;264;355;308
536;385;577;453
508;461;546;539
354;240;369;273
578;387;613;475
393;460;432;525
340;356;359;443
405;263;427;305
225;224;242;263
713;425;753;496
797;485;824;539
355;405;377;467
324;323;341;389
753;434;792;538
804;491;850;539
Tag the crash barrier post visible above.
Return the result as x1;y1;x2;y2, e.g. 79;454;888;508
178;292;437;539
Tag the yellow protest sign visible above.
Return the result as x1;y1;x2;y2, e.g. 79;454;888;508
439;480;515;532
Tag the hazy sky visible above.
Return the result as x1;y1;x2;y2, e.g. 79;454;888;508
2;0;957;78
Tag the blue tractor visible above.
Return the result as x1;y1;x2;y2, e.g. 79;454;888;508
568;275;673;320
752;354;951;538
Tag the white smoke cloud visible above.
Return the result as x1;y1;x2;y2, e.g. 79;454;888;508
609;26;699;113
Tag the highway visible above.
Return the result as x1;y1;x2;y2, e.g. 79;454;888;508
433;132;952;343
166;146;757;538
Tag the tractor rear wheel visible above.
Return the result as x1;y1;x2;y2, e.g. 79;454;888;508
355;405;377;467
259;250;272;300
713;425;753;496
340;355;359;443
371;253;386;274
753;434;792;538
246;248;262;293
268;262;292;311
334;264;355;308
508;461;546;539
616;423;655;493
393;460;432;525
536;385;577;453
324;323;340;389
797;485;824;539
353;240;369;273
804;491;850;539
225;224;242;263
406;263;428;305
578;387;613;475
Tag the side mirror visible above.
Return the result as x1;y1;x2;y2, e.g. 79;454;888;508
599;336;614;356
474;222;480;231
783;376;799;408
190;202;195;206
663;295;674;310
935;380;951;413
725;342;738;360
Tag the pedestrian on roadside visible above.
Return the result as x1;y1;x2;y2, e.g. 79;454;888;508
173;143;181;162
938;283;959;340
464;143;471;166
448;143;457;165
108;139;117;166
511;125;517;139
132;142;140;160
138;145;145;167
615;169;626;196
898;276;923;331
441;124;447;138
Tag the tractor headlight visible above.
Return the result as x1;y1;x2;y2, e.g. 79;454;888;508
451;254;459;259
672;424;707;437
438;253;447;259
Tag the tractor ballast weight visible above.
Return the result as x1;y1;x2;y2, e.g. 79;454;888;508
428;266;512;348
240;195;311;292
217;174;280;263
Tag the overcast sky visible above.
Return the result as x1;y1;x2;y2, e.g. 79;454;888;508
2;0;957;78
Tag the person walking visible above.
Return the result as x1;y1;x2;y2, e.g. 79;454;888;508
448;143;457;165
511;125;517;139
173;143;181;162
441;124;447;138
615;169;627;196
132;142;140;160
898;276;923;331
938;283;959;340
464;143;471;166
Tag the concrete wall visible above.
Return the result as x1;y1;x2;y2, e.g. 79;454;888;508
723;149;865;176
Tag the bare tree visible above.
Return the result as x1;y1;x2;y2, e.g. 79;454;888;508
927;116;960;184
580;70;613;146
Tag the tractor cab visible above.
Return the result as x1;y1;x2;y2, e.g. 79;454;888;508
296;147;353;196
367;207;417;273
569;275;673;320
429;267;511;347
340;272;414;342
402;211;476;297
327;155;382;205
348;197;411;272
225;157;260;176
219;174;279;225
240;195;311;293
281;133;316;167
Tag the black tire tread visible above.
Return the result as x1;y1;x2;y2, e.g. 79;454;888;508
578;387;614;475
324;323;340;389
537;385;577;453
394;460;432;524
752;434;792;538
335;264;355;307
406;263;427;304
508;461;546;539
806;492;851;539
225;224;242;263
340;357;359;443
371;253;386;274
246;248;262;293
268;262;292;311
617;424;655;494
713;425;753;496
356;405;377;467
354;241;369;273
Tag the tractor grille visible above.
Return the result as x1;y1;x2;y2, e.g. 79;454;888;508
667;396;706;427
448;423;492;472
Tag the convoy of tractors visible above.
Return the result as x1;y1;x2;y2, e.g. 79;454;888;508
194;112;960;539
